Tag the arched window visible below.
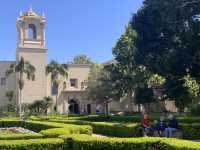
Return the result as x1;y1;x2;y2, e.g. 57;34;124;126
28;24;37;39
52;81;58;95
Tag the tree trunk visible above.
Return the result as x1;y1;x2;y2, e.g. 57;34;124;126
159;101;167;113
105;101;109;117
19;89;22;119
55;94;58;112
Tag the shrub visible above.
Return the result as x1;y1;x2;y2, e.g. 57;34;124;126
62;134;200;150
0;133;43;140
40;125;92;138
0;138;66;150
24;121;63;132
181;124;200;140
48;119;140;137
190;104;200;116
0;119;92;138
40;128;70;137
48;119;200;139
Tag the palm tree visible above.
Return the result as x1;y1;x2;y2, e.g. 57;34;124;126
6;57;35;118
43;96;53;115
46;60;68;112
28;96;53;116
5;90;14;103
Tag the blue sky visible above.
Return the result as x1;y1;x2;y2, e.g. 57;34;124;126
0;0;143;63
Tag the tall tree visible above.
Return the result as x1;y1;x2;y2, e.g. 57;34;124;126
6;57;35;118
72;54;93;65
135;84;155;113
85;64;119;115
46;60;68;111
131;0;200;110
110;25;150;104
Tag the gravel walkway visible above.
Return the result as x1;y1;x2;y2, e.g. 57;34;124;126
92;134;108;138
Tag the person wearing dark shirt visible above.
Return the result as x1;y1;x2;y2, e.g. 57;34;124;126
165;114;179;137
155;116;167;136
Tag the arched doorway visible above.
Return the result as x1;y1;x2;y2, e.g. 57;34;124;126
69;99;79;114
87;104;91;114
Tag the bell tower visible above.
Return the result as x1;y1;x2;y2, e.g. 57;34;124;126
16;6;46;49
16;6;47;104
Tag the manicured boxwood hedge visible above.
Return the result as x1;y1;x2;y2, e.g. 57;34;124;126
0;138;66;150
47;119;200;139
40;125;92;138
0;119;92;140
62;134;200;150
47;119;140;137
0;118;200;150
0;133;43;140
0;134;200;150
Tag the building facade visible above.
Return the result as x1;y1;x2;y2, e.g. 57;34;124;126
0;7;177;115
0;7;98;115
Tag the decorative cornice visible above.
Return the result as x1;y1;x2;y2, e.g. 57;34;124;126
17;47;47;53
67;64;90;68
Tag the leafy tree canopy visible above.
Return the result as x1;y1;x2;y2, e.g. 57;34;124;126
71;54;94;65
130;0;200;110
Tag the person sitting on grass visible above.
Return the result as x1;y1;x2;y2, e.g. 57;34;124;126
165;114;179;138
155;116;167;137
141;114;152;136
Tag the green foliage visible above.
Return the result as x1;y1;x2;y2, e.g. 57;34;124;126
30;115;200;139
181;123;200;140
0;132;43;140
189;104;200;116
71;54;93;64
183;75;200;99
109;25;151;104
28;96;53;116
6;57;35;118
46;60;68;81
135;85;155;105
40;125;92;138
164;78;186;111
0;134;200;150
5;91;14;102
46;60;68;111
149;74;166;86
0;138;65;150
85;64;120;115
130;0;200;110
63;134;200;150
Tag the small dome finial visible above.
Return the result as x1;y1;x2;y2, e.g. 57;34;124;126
19;11;23;16
42;12;45;18
29;4;33;12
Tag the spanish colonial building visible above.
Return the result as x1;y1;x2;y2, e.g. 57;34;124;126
0;7;177;115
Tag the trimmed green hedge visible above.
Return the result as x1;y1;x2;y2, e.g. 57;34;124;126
40;125;92;138
182;124;200;140
0;133;43;140
0;119;92;139
0;135;199;150
0;138;66;150
62;134;200;150
47;119;200;139
48;119;140;137
30;114;200;124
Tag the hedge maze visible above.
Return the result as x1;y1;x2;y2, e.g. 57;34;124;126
0;117;200;150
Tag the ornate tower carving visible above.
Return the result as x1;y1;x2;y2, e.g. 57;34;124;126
16;6;46;49
16;6;47;104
